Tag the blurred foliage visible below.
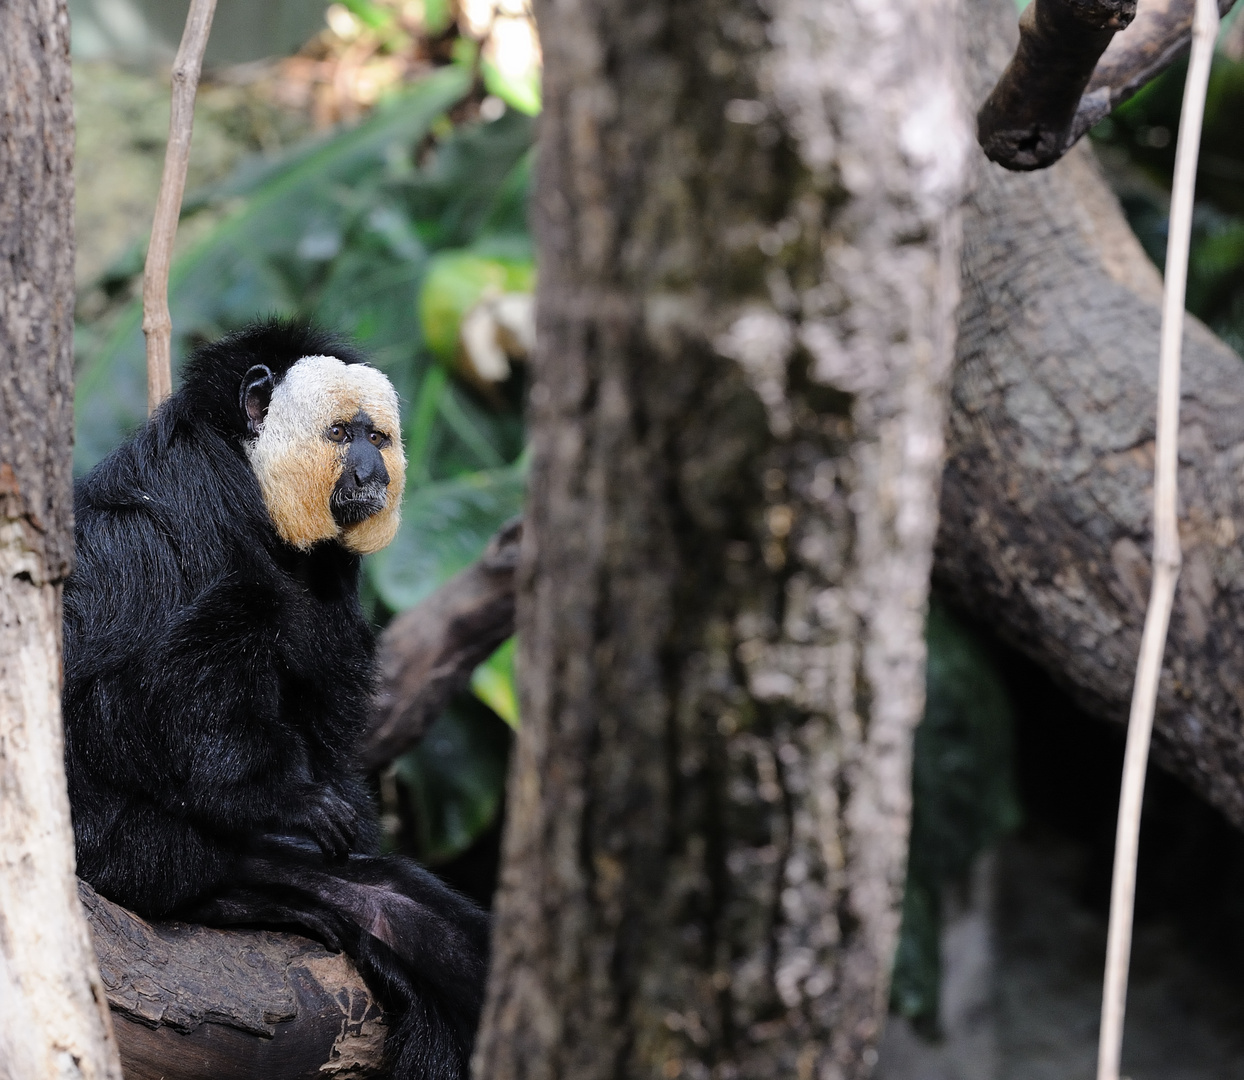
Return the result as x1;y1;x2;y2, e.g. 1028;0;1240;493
73;61;314;289
390;693;513;864
471;637;519;728
269;0;540;128
1091;47;1244;356
74;59;535;867
890;599;1021;1036
369;462;526;611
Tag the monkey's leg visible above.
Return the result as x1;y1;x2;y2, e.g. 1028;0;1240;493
185;853;488;1080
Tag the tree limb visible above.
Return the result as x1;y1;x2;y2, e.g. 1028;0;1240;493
978;0;1238;171
82;881;387;1080
977;0;1136;171
943;0;1244;836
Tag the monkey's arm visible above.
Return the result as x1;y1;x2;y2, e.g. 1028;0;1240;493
64;523;358;854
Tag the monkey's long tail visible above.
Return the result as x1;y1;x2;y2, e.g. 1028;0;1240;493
187;853;490;1080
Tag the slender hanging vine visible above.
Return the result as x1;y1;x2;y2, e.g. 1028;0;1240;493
1096;0;1220;1075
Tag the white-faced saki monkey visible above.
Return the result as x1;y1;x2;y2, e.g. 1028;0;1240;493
63;321;489;1079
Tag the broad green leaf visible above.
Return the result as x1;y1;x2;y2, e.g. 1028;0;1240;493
483;59;542;117
423;0;453;34
470;637;518;728
392;695;511;863
419;250;534;364
340;0;396;30
365;460;526;612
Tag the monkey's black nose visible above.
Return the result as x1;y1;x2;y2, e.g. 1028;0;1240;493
352;446;389;488
331;439;390;526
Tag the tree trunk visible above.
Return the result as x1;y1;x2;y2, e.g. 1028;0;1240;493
473;0;971;1074
0;3;124;1077
936;0;1244;832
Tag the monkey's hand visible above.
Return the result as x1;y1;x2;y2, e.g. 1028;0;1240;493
300;786;360;861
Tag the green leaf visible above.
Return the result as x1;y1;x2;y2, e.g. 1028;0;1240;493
482;59;542;116
406;365;450;485
392;695;511;863
365;460;526;612
74;66;472;476
470;637;518;728
340;0;395;30
423;0;453;34
418;250;534;364
399;108;535;251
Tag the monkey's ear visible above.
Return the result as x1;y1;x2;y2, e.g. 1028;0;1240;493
241;365;274;436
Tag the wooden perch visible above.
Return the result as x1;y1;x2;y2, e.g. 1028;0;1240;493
142;0;216;414
978;0;1239;171
363;517;522;771
82;881;387;1079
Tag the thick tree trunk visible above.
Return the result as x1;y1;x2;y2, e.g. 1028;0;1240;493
472;0;970;1075
936;0;1244;832
0;3;124;1077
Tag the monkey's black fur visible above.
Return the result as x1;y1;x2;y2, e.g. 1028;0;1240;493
63;321;488;1079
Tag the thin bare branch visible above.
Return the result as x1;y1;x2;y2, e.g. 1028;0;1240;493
1096;0;1218;1075
977;0;1136;170
141;0;217;415
978;0;1237;171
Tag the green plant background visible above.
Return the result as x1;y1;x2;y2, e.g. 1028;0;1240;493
71;12;1244;1027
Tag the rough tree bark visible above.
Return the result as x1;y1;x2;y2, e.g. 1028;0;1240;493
80;883;385;1080
472;0;971;1074
0;2;124;1077
936;0;1244;834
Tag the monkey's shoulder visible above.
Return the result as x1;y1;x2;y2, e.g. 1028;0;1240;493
67;419;371;682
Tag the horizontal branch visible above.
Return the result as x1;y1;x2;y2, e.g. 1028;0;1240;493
81;881;386;1079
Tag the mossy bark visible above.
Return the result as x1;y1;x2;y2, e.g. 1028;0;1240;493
0;3;124;1077
473;0;972;1075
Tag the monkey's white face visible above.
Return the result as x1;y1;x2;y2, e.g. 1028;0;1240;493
247;355;407;554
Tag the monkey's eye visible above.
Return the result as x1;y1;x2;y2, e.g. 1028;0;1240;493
327;424;348;443
367;430;390;447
